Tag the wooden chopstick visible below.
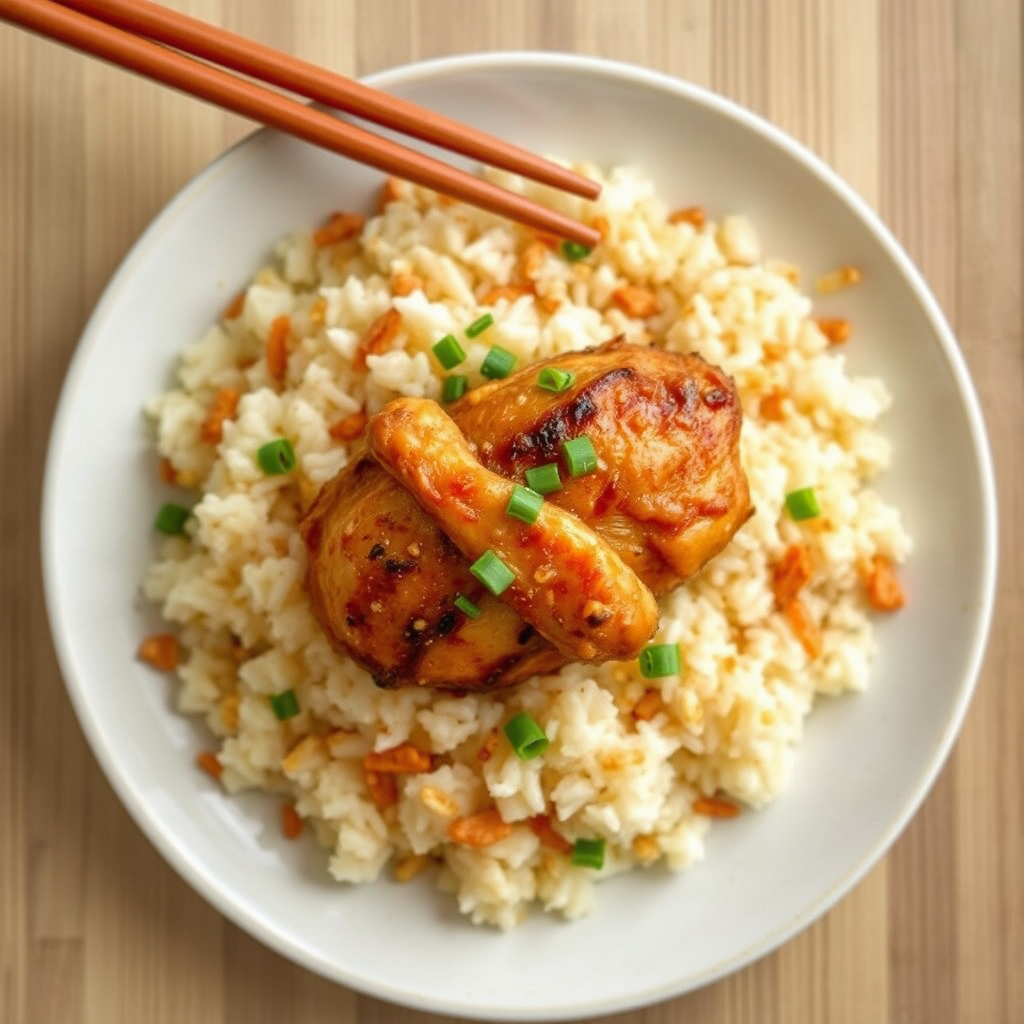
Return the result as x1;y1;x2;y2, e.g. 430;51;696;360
60;0;601;204
0;0;601;247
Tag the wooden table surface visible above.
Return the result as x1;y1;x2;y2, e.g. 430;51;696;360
1;1;1020;1022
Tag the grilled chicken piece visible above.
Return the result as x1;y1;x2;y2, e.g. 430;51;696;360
301;339;752;691
367;397;659;662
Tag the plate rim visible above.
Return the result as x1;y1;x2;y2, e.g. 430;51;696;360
40;50;999;1020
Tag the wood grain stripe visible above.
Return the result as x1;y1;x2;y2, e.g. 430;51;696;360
0;2;1019;1022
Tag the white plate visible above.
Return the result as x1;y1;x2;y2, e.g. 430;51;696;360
42;53;997;1020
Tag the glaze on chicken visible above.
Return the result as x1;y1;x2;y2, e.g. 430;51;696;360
300;339;752;691
367;396;660;663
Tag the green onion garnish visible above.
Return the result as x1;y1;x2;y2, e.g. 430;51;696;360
537;367;575;393
442;374;468;403
639;643;680;679
784;486;821;521
525;463;562;495
269;689;300;721
503;711;550;760
506;485;543;525
470;549;515;596
257;438;296;475
480;344;516;379
561;241;592;263
465;313;494;339
454;593;482;619
562;435;598;478
154;502;191;536
432;333;466;370
571;837;605;869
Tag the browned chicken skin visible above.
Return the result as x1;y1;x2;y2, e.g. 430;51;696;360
367;397;660;663
300;339;752;691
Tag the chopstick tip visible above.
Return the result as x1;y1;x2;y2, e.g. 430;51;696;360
564;223;602;249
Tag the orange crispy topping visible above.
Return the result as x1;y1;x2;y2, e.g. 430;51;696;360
865;555;907;611
328;411;368;442
313;211;365;248
137;633;179;671
448;808;512;848
199;387;240;445
308;296;328;327
391;273;424;297
518;240;549;280
354;307;403;370
219;693;240;733
266;314;292;384
363;741;432;774
589;214;610;240
378;176;405;211
631;690;665;722
759;388;790;421
281;803;303;839
762;342;786;361
297;477;319;512
815;265;861;294
282;736;326;777
481;284;533;305
784;597;822;658
537;295;562;316
419;785;458;818
222;289;245;320
632;834;660;862
693;795;740;818
158;456;177;485
196;750;223;780
771;544;814;608
816;317;852;345
394;854;432;882
612;285;661;319
528;814;572;854
599;748;644;772
668;205;707;228
364;768;398;810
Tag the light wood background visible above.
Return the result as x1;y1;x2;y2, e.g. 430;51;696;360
1;1;1021;1022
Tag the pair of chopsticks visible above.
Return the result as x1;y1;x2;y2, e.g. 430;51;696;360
0;0;602;246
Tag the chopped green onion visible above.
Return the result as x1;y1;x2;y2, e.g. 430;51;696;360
506;485;543;525
454;593;482;619
269;689;300;721
432;333;466;370
470;549;515;596
525;463;562;495
442;374;468;403
562;435;598;478
465;313;494;339
154;502;191;536
561;240;592;263
639;643;681;679
571;837;605;869
537;367;575;393
257;438;296;475
480;344;516;379
784;486;821;521
503;711;550;760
